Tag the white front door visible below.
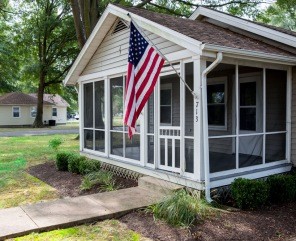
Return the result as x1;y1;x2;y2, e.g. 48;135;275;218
157;73;181;173
238;73;263;156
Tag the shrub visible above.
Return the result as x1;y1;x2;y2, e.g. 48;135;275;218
55;152;74;171
231;178;269;210
68;154;85;174
49;137;63;151
78;158;101;175
80;170;118;191
267;174;296;203
150;189;213;227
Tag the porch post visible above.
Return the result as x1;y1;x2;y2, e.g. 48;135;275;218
192;55;206;181
78;82;83;152
286;66;292;163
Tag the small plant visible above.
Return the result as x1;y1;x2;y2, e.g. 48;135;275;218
68;154;85;174
267;174;296;203
49;137;63;151
80;170;118;191
231;178;269;210
78;158;101;175
150;189;213;227
56;152;74;171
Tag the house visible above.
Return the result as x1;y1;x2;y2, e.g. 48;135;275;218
0;92;69;126
63;4;296;198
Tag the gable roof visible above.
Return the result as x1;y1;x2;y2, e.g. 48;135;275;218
29;94;69;107
118;5;294;57
0;92;68;107
190;6;296;48
64;4;296;86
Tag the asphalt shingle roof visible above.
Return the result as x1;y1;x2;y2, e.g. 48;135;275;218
116;5;295;57
0;92;68;106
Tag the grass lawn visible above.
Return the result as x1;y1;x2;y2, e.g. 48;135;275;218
0;134;79;208
8;220;147;241
0;122;79;132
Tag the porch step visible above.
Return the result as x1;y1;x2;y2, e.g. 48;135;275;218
138;176;183;194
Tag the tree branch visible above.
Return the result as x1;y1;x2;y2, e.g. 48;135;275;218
148;2;187;17
172;0;266;8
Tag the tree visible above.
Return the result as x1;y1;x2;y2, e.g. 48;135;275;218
15;0;79;127
257;0;296;31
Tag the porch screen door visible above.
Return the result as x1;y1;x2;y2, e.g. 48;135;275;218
158;73;181;173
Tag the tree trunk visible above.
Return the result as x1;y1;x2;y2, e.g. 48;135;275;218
33;74;45;128
70;0;86;49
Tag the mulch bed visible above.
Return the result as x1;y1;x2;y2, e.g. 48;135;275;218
28;162;296;240
120;203;296;241
27;162;137;197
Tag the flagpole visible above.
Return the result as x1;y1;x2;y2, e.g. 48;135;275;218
127;13;198;100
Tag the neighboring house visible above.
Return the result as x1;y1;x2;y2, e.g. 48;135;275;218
64;4;296;193
0;92;69;126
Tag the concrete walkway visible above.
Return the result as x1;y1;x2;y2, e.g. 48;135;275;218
0;177;182;240
0;128;78;137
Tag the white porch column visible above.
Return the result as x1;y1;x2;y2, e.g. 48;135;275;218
193;56;206;181
78;82;83;152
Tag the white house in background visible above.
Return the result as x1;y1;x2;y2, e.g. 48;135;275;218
64;4;296;197
0;92;69;126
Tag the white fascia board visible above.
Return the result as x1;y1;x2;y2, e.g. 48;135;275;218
63;6;117;86
203;44;296;65
108;4;202;54
190;7;296;49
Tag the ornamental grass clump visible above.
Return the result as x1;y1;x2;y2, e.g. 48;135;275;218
151;189;213;227
80;170;118;192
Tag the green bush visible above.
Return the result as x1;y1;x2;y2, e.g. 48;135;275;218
231;178;269;210
56;152;74;171
151;189;213;227
49;137;63;151
78;158;101;175
267;174;296;203
68;154;85;174
80;170;118;191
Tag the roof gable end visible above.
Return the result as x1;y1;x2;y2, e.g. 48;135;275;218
190;6;296;49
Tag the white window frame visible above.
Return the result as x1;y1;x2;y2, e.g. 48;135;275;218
12;106;20;118
52;107;57;117
160;83;172;126
31;106;37;118
207;76;227;131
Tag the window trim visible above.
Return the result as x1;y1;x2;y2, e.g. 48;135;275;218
207;77;227;131
52;107;57;117
12;106;21;118
160;83;172;126
30;106;37;118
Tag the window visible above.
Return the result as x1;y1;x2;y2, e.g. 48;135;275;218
31;107;37;118
12;107;20;118
240;82;256;131
207;82;226;127
52;107;57;117
160;84;172;125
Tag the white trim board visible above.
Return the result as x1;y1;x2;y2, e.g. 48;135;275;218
190;7;296;49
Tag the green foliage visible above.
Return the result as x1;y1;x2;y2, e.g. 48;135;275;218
150;189;213;227
267;174;296;203
231;178;270;210
80;171;118;192
55;152;74;171
49;137;63;151
78;158;101;175
68;154;85;174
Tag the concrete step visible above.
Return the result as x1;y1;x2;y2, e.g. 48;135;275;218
138;176;183;194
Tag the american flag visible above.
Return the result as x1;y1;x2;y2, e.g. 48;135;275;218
124;21;165;138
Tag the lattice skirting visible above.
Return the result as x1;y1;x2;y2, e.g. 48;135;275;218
100;162;144;181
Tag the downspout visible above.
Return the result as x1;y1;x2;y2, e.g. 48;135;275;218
202;52;223;203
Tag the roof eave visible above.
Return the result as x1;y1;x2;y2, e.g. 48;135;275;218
190;7;296;49
202;43;296;65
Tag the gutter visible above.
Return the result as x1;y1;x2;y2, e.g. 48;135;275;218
201;52;223;203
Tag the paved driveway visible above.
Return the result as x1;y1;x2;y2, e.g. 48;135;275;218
0;129;79;137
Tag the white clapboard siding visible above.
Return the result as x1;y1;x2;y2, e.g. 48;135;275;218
82;23;185;76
